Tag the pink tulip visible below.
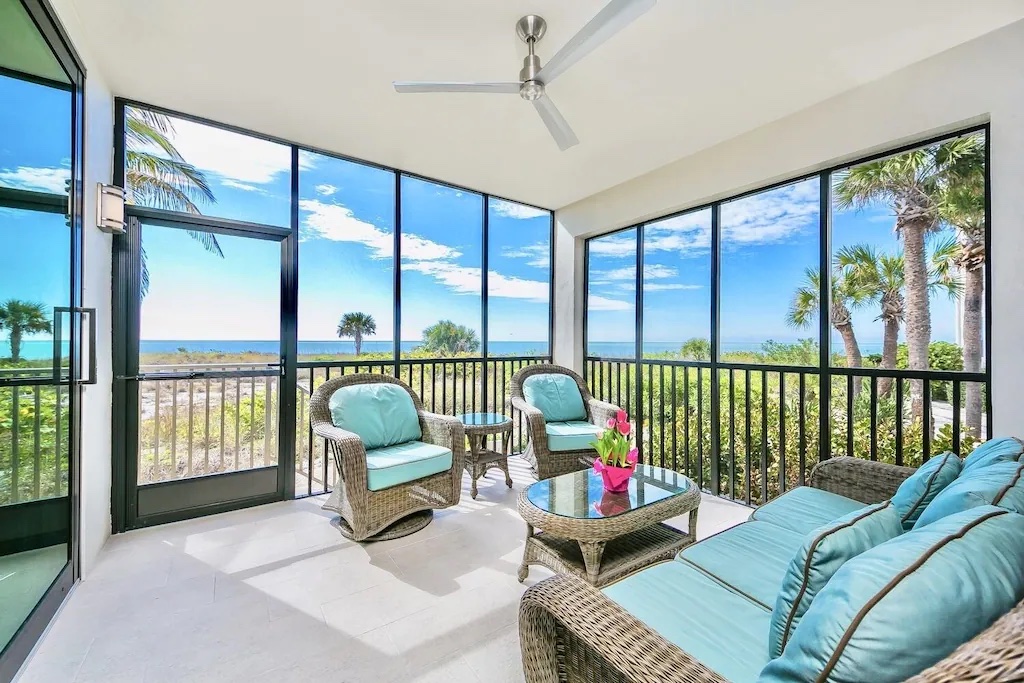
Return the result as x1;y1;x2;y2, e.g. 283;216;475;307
627;448;639;464
616;420;630;436
616;409;628;423
606;418;616;428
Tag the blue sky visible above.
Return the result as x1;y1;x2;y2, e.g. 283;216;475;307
0;72;969;363
588;176;961;357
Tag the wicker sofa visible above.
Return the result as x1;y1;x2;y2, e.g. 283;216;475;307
310;373;465;541
509;364;623;480
520;454;1024;683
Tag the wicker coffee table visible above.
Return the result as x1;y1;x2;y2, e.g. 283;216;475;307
517;464;700;587
458;412;514;499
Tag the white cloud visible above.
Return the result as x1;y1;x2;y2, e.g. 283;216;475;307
316;184;337;196
490;199;548;220
644;283;702;292
588;294;631;311
0;166;70;193
301;199;547;303
587;233;637;257
503;243;550;268
591;263;680;285
221;179;262;192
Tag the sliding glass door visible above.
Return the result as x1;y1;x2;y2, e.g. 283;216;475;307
0;0;85;679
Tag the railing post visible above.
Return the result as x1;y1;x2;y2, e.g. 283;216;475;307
709;203;721;496
817;170;832;464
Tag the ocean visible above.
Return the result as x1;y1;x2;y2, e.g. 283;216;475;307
11;338;887;360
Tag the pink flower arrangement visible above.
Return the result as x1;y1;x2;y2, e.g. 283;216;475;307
591;409;639;469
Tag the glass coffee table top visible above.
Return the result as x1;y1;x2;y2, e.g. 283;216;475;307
458;412;511;427
525;464;693;519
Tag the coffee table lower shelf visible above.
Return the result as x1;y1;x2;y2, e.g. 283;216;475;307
517;522;694;588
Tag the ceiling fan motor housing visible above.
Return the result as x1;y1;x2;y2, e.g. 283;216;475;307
517;15;547;101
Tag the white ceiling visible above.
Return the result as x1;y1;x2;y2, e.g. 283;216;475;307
70;0;1024;209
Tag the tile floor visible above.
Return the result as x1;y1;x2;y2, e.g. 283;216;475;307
18;458;750;683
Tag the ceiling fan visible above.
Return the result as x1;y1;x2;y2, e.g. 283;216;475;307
393;0;656;151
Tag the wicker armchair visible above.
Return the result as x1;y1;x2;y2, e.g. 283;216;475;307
310;374;465;542
519;456;1024;683
508;364;623;481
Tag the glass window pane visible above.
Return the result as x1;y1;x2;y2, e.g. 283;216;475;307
587;229;637;358
720;178;820;365
487;199;551;357
643;209;712;360
0;74;71;194
399;177;483;358
124;106;291;226
298;152;395;360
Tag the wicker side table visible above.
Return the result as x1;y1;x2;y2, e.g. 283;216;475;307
458;413;514;499
517;464;700;587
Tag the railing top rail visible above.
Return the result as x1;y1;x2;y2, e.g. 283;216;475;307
296;355;550;369
0;367;53;377
139;362;279;372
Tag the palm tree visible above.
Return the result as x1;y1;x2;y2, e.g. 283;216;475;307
0;300;52;363
420;320;480;357
125;107;222;294
938;134;986;434
832;137;975;417
836;245;904;395
336;312;376;356
787;267;868;394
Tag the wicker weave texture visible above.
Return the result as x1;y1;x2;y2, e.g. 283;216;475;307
309;373;465;541
520;456;1024;683
508;364;622;481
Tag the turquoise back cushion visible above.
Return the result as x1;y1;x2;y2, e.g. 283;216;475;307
758;506;1024;683
768;501;902;659
890;452;961;530
962;436;1024;473
328;383;421;450
523;373;587;422
915;460;1024;528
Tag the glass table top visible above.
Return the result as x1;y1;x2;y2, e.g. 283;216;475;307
458;412;512;427
525;465;692;519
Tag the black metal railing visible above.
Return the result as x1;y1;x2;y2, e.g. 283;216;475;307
0;368;69;505
586;358;988;506
294;356;549;497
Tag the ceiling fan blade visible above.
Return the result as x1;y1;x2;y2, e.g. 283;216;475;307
393;81;520;94
533;96;579;151
537;0;656;84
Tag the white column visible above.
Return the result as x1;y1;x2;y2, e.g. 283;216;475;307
551;217;585;373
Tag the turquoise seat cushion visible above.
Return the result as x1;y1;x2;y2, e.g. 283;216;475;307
545;420;602;452
890;451;962;530
604;561;772;683
364;441;452;491
768;501;903;659
914;460;1024;528
328;383;421;450
962;436;1024;473
750;486;865;535
757;506;1024;683
523;373;587;422
678;520;806;610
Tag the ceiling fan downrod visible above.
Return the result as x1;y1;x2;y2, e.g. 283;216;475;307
517;15;546;101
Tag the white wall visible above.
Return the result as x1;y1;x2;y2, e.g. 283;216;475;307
553;19;1024;434
50;0;115;577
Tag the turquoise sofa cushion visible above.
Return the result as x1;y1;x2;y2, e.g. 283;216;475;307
523;373;587;422
914;460;1024;528
604;561;772;683
545;420;602;452
962;436;1024;473
757;506;1024;683
678;520;806;610
890;451;962;530
364;441;452;491
329;383;421;450
750;486;865;535
768;501;903;659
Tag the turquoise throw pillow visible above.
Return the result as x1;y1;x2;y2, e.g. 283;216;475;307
890;452;961;530
328;383;421;450
522;373;587;422
768;501;902;658
758;506;1024;683
915;460;1024;528
962;436;1024;473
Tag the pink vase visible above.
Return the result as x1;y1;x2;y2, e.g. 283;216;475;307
593;459;636;493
